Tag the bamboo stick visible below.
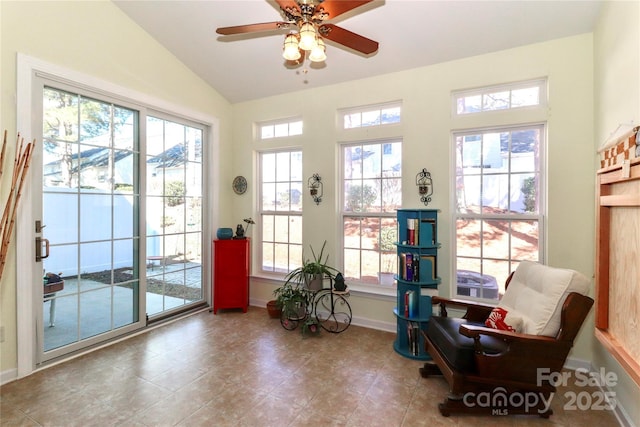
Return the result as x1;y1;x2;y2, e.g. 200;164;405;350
0;132;35;281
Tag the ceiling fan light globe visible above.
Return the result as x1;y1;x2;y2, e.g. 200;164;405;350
298;22;317;51
309;38;326;62
283;34;301;61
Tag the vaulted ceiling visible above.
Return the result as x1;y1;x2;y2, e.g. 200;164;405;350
114;0;603;104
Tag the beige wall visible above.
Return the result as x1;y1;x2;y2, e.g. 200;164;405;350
0;1;232;374
593;1;640;426
236;33;596;357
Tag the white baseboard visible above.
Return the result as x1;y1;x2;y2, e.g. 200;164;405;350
1;367;18;385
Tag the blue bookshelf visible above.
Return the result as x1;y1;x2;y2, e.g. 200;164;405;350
393;209;441;360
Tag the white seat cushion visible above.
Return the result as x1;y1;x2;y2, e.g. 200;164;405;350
498;261;590;337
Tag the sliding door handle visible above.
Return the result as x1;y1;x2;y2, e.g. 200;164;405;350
35;237;50;262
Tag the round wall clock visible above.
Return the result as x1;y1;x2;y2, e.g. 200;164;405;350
232;175;247;195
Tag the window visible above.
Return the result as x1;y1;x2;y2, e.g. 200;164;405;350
340;101;402;130
258;118;303;139
341;141;402;286
454;79;546;115
454;125;544;300
259;150;303;273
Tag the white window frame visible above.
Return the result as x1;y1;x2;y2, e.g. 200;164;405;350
257;149;303;276
452;123;546;301
338;101;402;130
453;79;547;116
257;117;303;140
339;139;402;296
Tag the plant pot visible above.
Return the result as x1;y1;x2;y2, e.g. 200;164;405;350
305;273;324;291
266;300;281;318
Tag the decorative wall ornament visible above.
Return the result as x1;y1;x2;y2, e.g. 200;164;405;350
308;173;323;205
416;168;433;206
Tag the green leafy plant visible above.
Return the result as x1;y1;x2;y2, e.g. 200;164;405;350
283;241;339;289
274;241;339;322
273;280;312;321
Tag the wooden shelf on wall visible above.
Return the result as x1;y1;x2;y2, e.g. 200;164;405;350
595;152;640;387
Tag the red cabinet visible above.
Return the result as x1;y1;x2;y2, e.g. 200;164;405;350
213;239;250;314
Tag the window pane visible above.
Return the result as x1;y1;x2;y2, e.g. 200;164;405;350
275;183;290;211
262;183;276;210
511;129;539;172
289;244;302;270
274;123;288;137
362;179;381;213
343;217;361;249
262;242;274;271
289;121;303;135
290;216;302;244
274;243;290;272
262;153;276;182
517;174;538;214
362;144;381;178
262;215;274;241
113;107;136;150
275;152;290;181
511;220;539;261
511;87;539;107
362;110;380;127
344;248;361;281
458;95;481;114
43;88;79;142
381;107;400;124
290;182;303;212
261;125;274;139
290;151;302;181
274;215;289;243
483;219;510;259
457;175;481;214
361;217;379;250
344;146;362;179
482;173;509;213
456;219;481;258
345;113;361;129
483;91;509;111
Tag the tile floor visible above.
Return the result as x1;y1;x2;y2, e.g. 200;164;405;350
1;307;620;426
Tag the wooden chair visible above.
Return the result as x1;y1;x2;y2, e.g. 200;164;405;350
420;261;594;417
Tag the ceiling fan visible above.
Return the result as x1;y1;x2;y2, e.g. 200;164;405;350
216;0;379;64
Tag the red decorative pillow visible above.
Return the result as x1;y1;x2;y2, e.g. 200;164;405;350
485;307;522;332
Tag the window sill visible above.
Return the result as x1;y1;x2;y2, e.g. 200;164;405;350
251;274;396;300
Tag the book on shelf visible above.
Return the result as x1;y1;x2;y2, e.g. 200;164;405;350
405;253;413;281
419;255;437;281
407;218;416;245
404;290;418;318
419;218;436;246
407;321;420;356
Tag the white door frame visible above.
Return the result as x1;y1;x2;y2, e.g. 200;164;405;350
16;54;218;377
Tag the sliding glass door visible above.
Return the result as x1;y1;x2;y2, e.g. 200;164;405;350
145;116;203;317
36;83;205;363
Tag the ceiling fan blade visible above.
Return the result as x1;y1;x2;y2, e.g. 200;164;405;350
319;23;378;55
317;0;374;19
216;22;289;35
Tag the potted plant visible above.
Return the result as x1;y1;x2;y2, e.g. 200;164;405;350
273;280;312;322
284;241;338;291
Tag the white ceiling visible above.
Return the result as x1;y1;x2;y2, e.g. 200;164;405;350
114;0;603;104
